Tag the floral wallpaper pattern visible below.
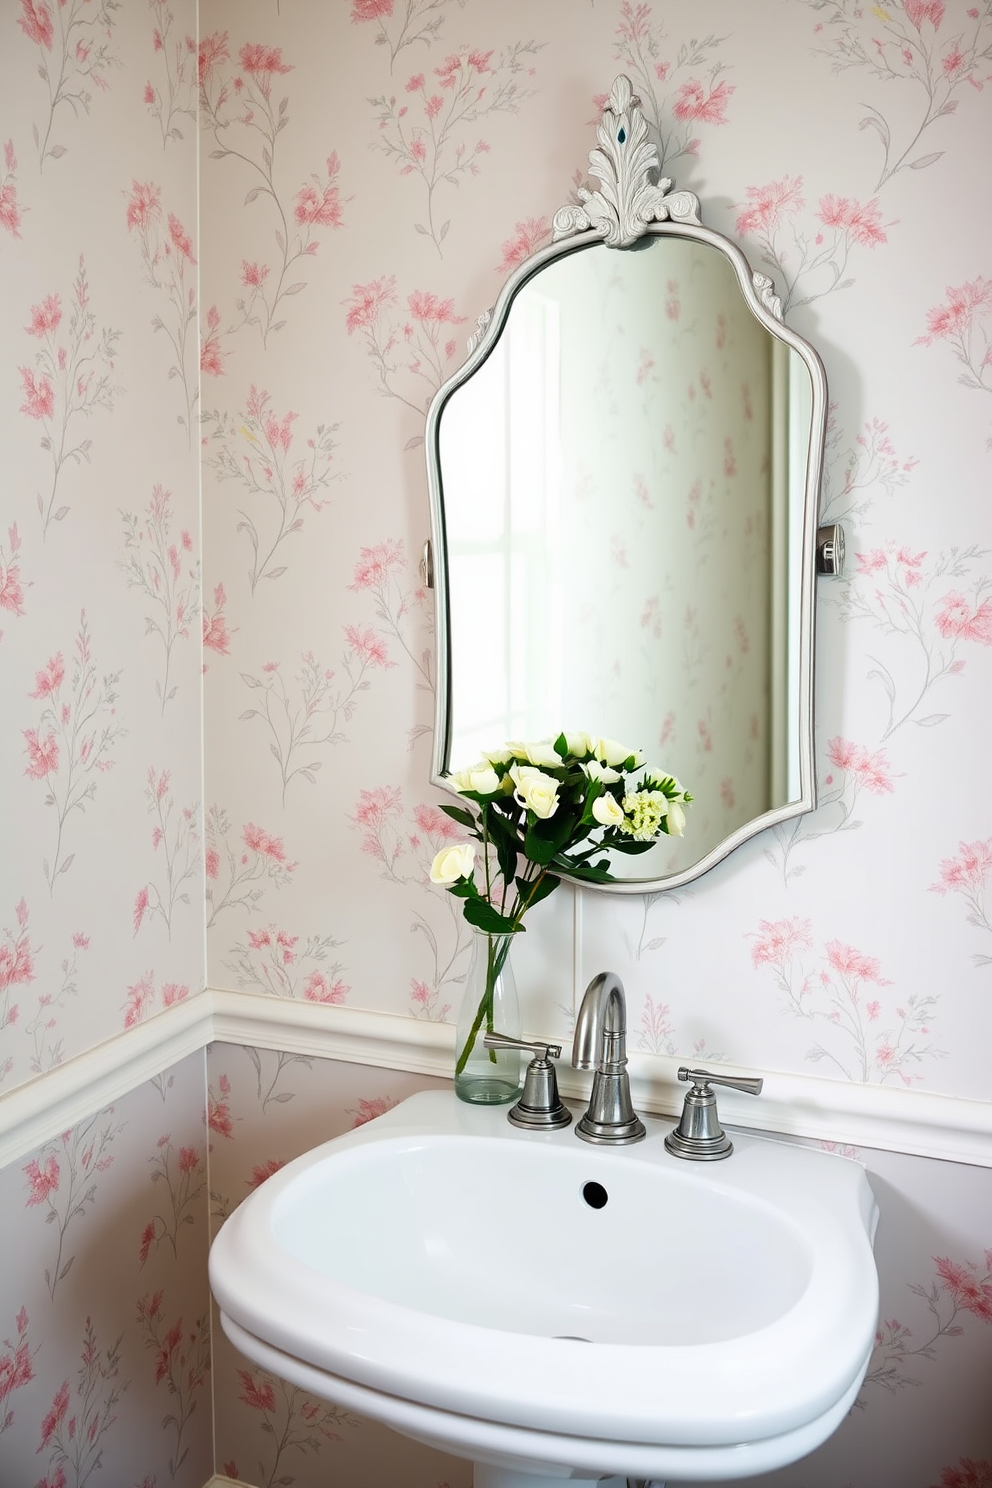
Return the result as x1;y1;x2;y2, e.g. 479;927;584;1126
1;0;204;1095
1;0;990;1484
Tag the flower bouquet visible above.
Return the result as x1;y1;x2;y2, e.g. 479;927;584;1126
429;732;692;1099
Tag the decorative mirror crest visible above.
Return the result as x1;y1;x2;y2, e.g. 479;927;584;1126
551;75;701;248
425;75;834;893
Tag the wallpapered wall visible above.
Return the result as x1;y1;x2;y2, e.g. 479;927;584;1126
1;0;991;1485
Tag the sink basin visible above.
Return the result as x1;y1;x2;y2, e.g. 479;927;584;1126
209;1090;879;1483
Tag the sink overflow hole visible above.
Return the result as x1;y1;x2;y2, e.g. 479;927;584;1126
582;1181;608;1209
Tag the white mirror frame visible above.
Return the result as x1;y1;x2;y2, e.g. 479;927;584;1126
425;75;829;894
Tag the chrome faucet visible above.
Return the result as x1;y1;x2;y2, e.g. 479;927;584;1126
571;972;645;1144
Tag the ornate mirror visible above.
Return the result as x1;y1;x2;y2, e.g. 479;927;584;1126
425;76;834;892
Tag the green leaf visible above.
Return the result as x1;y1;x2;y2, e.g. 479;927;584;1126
446;879;478;899
516;873;560;911
486;809;520;884
439;803;477;831
557;860;615;884
463;899;519;934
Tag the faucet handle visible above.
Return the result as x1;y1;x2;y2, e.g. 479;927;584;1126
677;1066;764;1097
666;1066;763;1160
483;1033;572;1131
483;1032;563;1060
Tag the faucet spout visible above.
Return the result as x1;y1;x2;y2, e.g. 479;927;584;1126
572;972;646;1145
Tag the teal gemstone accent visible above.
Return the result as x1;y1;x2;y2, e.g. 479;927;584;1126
617;126;626;143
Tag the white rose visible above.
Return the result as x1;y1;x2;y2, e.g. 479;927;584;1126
509;764;560;819
595;737;645;769
481;745;516;766
563;731;594;757
582;759;622;784
592;793;625;828
522;739;562;768
666;800;686;837
449;762;501;797
429;842;476;885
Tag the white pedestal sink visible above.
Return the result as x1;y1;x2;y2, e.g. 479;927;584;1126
209;1090;879;1485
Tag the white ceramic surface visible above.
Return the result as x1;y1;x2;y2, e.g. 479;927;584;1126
209;1090;880;1481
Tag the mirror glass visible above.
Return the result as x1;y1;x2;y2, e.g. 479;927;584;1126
426;79;827;891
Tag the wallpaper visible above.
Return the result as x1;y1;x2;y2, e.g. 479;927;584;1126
0;0;206;1096
198;0;992;1107
0;0;990;1484
0;1051;212;1488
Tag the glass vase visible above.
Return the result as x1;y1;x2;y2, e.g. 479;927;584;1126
454;929;523;1105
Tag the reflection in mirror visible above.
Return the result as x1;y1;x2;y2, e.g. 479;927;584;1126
427;76;827;891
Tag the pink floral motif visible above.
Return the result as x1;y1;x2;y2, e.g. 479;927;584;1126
348;540;432;717
0;899;35;1080
34;1320;126;1485
247;1158;285;1189
138;1136;204;1266
916;277;992;402
23;1111;122;1297
24;931;86;1076
930;838;992;968
496;216;551;274
19;258;121;538
349;1096;398;1127
0;1306;35;1437
350;784;473;1012
371;43;537;253
122;971;189;1029
749;921;941;1085
235;1367;355;1482
24;1153;60;1206
409;977;451;1020
302;970;349;1003
866;1253;992;1400
227;924;349;1002
351;0;470;68
671;77;734;122
0;139;24;238
200;303;225;377
202;581;233;658
343;275;467;411
935;1255;992;1323
131;766;200;940
199;38;343;346
203;385;341;592
22;612;123;891
120;486;200;712
611;1;734;169
735;174;888;314
840;541;991;737
144;0;197;148
638;992;676;1055
241;641;391;803
294;158;344;228
816;193;887;246
804;0;992;188
19;0;120;169
207;1072;235;1142
205;807;297;926
18;0;53;51
932;1459;992;1488
136;1295;209;1478
818;414;918;527
125;180;198;441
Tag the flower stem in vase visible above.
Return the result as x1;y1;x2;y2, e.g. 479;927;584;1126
454;930;522;1104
